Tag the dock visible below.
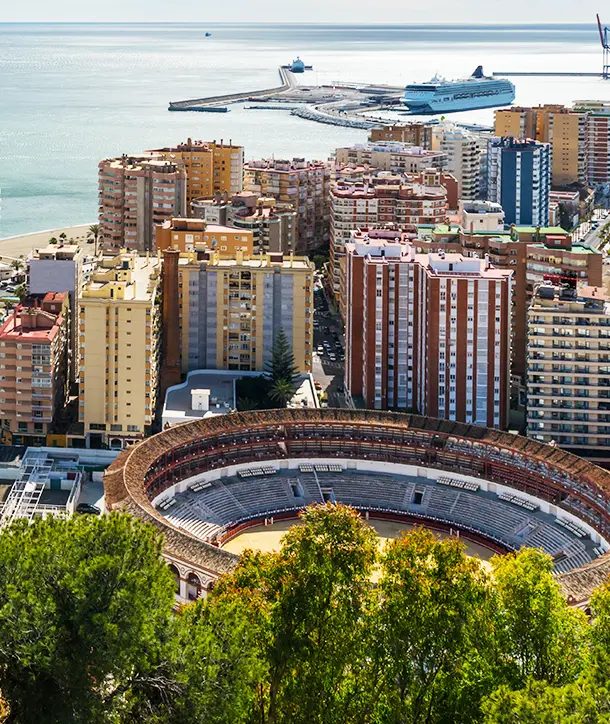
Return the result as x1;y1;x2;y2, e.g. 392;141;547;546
493;71;604;78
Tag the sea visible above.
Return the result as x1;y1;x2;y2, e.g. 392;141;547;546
0;22;609;239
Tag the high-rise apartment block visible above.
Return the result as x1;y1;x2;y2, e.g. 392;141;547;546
574;101;610;186
344;236;512;428
495;105;588;187
244;158;330;253
369;123;433;148
334;142;445;175
78;253;161;449
28;243;83;385
487;137;551;227
162;249;314;374
459;200;505;233
98;156;186;252
431;123;488;200
330;171;451;299
527;284;610;459
191;192;297;253
0;293;70;446
149;139;244;210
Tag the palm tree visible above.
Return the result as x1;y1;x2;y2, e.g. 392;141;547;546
13;284;26;302
269;378;294;408
59;232;67;243
48;237;58;245
10;259;23;273
88;224;101;255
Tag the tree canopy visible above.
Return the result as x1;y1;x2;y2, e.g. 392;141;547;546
1;505;610;723
265;329;299;386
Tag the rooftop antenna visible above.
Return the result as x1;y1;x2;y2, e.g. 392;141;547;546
597;13;609;79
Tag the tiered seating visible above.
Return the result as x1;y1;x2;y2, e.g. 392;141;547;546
156;497;176;511
426;487;460;517
165;501;222;541
498;491;539;512
437;476;479;492
238;466;278;478
556;517;589;539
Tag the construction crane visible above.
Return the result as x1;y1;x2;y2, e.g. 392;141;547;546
597;13;609;79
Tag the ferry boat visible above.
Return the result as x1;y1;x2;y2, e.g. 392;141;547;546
402;66;515;115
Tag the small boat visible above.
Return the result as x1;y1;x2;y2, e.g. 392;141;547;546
205;32;212;37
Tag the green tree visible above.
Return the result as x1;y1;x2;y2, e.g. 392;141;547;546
268;378;294;408
265;329;299;385
48;237;58;245
13;284;26;302
0;513;176;724
482;679;610;724
88;223;101;256
374;528;492;724
59;232;67;242
490;548;587;688
214;503;378;724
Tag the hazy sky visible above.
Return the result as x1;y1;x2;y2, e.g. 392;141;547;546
1;0;604;24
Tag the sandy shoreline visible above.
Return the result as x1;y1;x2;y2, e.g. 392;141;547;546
0;224;95;259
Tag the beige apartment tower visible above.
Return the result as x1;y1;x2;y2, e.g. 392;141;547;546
78;253;161;449
98;156;186;252
150;139;244;210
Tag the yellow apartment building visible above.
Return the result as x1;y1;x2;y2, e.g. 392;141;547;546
149;139;244;211
162;249;313;374
79;252;161;449
155;217;253;255
494;105;588;186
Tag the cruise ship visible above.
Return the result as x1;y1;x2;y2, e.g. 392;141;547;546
402;66;515;115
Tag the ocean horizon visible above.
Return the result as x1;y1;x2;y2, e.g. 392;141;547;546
1;22;608;238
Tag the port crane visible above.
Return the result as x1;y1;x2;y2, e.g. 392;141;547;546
597;13;609;79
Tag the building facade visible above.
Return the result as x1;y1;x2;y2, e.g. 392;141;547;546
155;218;253;256
527;284;610;460
244;158;330;253
0;294;70;446
98;156;186;252
191;192;297;254
78;253;161;449
28;243;83;385
369;123;433;148
487;137;551;227
162;249;314;374
575;101;610;186
334;142;445;175
431;123;488;200
149;139;244;210
344;238;512;428
330;171;450;300
494;105;588;187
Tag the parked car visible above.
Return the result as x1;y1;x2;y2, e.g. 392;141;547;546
76;502;101;515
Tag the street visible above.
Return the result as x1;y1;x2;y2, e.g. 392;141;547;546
312;278;348;408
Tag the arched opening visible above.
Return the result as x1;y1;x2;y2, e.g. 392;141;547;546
168;564;180;595
110;438;123;451
186;572;202;601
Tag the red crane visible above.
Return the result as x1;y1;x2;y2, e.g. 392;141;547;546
597;14;609;79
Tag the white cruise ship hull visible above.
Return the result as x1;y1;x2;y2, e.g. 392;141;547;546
402;90;515;115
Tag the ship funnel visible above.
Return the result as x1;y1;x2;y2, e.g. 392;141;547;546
471;65;485;78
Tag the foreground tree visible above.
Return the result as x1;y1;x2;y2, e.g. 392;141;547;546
88;223;101;255
374;528;492;723
490;548;587;688
268;378;294;408
214;503;379;724
0;513;175;724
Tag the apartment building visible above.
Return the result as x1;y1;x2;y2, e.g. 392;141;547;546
28;243;83;385
495;105;588;187
162;249;314;375
244;158;330;252
344;238;512;428
459;200;505;233
191;192;297;253
369;123;433;148
0;293;69;446
79;253;161;449
330;170;450;300
574;101;610;185
98;156;186;252
527;284;610;460
334;142;445;175
155;217;253;255
431;123;488;200
149;138;244;209
487;137;551;227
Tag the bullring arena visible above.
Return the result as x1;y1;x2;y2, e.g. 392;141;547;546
104;409;610;606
